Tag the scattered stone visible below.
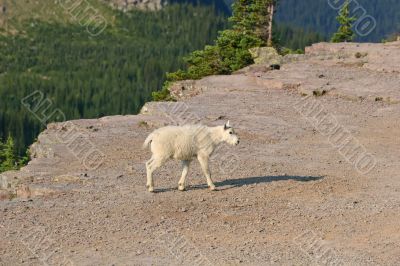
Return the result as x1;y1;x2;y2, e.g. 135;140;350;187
313;89;327;97
270;64;281;70
0;190;11;201
52;175;81;183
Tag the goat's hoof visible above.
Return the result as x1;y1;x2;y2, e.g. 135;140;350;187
178;185;185;191
209;185;216;191
146;185;154;193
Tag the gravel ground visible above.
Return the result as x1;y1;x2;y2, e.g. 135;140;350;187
1;42;400;265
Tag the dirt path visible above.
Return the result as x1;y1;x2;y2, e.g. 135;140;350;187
1;42;400;265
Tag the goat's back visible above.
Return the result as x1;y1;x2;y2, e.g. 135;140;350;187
149;125;209;160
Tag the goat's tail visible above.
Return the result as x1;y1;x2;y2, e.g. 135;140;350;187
143;132;154;149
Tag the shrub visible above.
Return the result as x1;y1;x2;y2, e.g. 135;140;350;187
152;82;176;102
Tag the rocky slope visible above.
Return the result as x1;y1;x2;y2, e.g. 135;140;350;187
101;0;231;12
102;0;164;11
1;41;400;265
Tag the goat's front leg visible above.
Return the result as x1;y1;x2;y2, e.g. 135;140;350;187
178;160;191;191
197;154;216;191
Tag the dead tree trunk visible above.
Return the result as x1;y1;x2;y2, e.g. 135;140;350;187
267;2;275;47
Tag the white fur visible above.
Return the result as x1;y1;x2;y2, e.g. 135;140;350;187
143;121;239;192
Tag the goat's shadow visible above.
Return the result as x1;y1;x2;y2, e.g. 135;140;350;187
155;175;324;193
214;175;323;191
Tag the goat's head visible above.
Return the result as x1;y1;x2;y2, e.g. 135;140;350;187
221;121;240;146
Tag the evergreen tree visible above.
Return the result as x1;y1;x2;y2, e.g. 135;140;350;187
157;0;279;96
0;135;18;172
231;0;278;45
331;0;356;43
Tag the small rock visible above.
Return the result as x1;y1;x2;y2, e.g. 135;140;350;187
0;190;11;201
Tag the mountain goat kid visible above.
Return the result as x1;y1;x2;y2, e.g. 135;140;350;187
143;121;239;192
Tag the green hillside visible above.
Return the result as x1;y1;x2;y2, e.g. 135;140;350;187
0;3;228;156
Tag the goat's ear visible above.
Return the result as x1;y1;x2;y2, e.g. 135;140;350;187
224;120;231;130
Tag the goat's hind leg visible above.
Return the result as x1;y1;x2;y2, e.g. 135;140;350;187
146;156;165;192
178;160;191;191
145;157;155;192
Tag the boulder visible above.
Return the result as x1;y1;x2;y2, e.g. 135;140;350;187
249;47;282;65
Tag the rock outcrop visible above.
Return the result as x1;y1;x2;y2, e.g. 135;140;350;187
1;41;400;265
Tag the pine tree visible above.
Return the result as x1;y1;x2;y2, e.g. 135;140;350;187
230;0;278;46
0;135;17;172
331;0;356;43
160;0;280;91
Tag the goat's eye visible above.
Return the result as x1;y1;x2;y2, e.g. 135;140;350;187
229;132;233;134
